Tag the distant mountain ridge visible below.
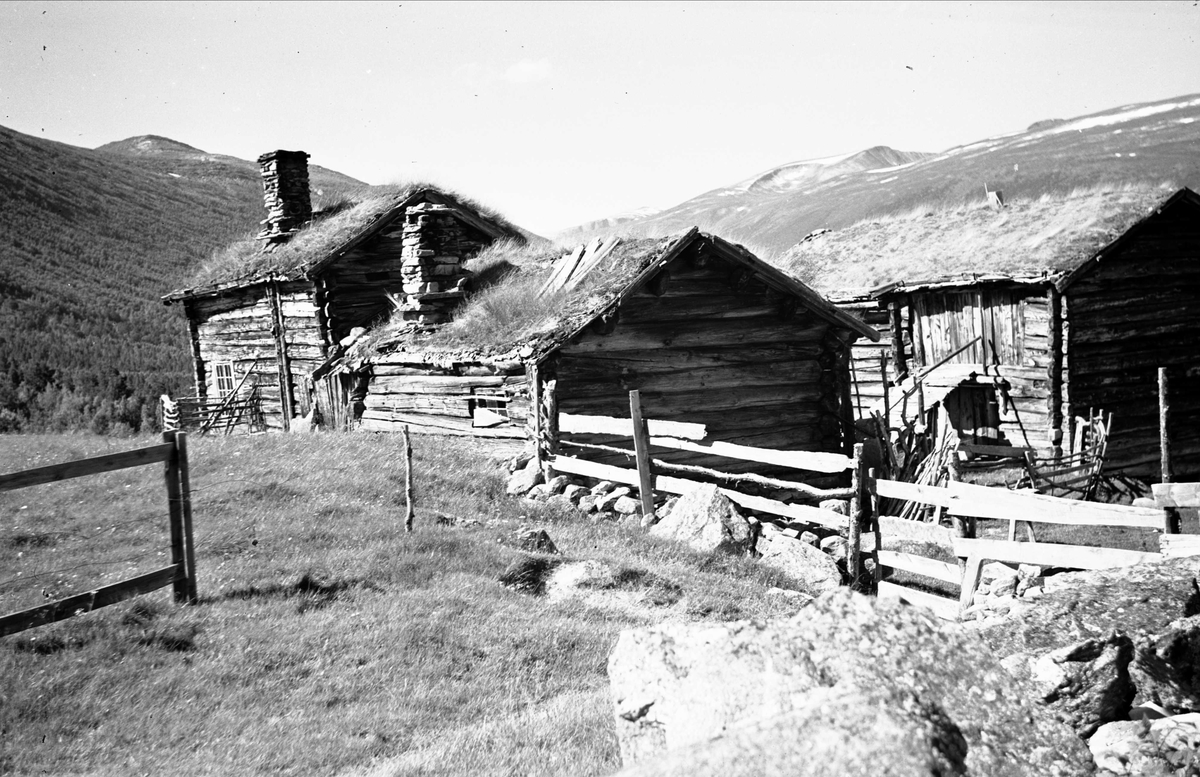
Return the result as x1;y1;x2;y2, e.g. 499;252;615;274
557;93;1200;257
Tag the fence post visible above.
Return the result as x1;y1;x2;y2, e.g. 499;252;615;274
1160;366;1171;484
162;431;189;604
402;425;415;533
629;390;656;523
848;443;865;591
862;438;882;594
176;431;198;603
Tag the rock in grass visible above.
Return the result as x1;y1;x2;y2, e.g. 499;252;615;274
608;588;1089;775
613;685;968;777
613;496;641;515
498;554;562;594
756;535;843;593
597;487;632;512
513;528;558;555
506;458;543;496
648;484;751;555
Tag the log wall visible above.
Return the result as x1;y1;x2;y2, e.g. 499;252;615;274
554;251;853;479
1065;204;1200;478
192;281;322;431
323;207;492;340
358;359;529;438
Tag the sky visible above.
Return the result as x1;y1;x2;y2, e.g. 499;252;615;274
1;1;1199;235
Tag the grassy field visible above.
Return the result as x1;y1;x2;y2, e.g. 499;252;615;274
0;432;808;777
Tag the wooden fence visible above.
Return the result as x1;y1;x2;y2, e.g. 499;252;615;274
869;476;1175;620
545;390;1191;622
162;392;265;435
548;390;881;582
0;432;197;638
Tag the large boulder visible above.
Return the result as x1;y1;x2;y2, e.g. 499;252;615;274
756;534;843;593
1003;633;1135;737
608;588;1089;775
647;484;751;555
1130;614;1200;713
975;557;1200;735
613;685;969;777
973;557;1200;656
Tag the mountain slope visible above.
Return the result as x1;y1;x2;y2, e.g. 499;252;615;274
0;126;363;432
559;94;1200;257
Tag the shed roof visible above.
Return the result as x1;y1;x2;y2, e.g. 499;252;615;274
163;185;525;303
339;228;879;371
781;183;1188;297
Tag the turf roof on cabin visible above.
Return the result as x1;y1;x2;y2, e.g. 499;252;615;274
782;182;1186;296
167;183;524;298
344;229;877;368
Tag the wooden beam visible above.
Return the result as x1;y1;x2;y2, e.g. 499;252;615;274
1152;482;1200;508
0;443;175;492
878;580;959;621
559;412;707;441
0;564;184;638
874;478;954;508
877;550;961;585
648;436;853;474
550;455;848;530
629;390;657;520
953;537;1163;569
946;480;1164;528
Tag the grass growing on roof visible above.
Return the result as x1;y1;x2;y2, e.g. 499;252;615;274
781;181;1179;294
0;432;808;776
411;233;685;354
185;182;523;290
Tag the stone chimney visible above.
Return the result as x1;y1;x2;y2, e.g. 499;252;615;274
257;150;312;242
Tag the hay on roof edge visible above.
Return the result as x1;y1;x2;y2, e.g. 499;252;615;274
783;182;1179;295
179;183;524;293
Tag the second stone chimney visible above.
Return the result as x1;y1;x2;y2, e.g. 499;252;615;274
257;150;312;242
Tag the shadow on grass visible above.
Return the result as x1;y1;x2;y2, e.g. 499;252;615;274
207;572;382;614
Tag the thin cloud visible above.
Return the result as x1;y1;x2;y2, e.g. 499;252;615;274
502;58;552;84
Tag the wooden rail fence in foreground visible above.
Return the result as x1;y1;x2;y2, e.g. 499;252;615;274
0;432;196;638
871;476;1177;620
550;390;878;585
548;391;1192;622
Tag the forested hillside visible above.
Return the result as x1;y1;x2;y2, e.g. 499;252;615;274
0;126;361;433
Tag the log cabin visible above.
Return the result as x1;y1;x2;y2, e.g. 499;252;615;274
327;229;880;480
162;150;525;431
784;185;1200;479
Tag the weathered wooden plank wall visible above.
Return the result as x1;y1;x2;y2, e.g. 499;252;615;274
897;286;1056;451
835;299;905;421
358;361;529;437
554;255;851;480
1066;208;1200;478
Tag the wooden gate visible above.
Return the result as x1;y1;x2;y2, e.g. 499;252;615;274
0;432;197;637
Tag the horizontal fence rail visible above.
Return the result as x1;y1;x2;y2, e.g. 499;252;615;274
0;432;196;638
873;471;1176;619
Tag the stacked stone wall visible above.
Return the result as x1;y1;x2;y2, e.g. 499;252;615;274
393;202;491;327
